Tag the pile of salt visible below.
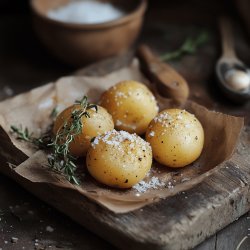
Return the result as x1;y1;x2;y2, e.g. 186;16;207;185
47;0;124;24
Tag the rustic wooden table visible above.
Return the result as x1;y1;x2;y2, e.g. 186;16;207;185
0;1;250;249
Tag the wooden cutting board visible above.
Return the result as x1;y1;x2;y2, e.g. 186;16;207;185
0;55;250;250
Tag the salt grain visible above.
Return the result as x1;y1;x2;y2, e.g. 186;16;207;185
167;181;174;189
149;131;155;137
47;0;124;24
116;92;127;98
116;120;122;126
46;226;54;232
11;237;18;243
176;115;183;120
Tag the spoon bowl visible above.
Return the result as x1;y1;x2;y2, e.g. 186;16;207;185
216;17;250;103
216;58;250;103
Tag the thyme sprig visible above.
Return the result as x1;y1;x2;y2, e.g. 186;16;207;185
161;31;209;61
47;96;97;185
10;125;51;149
10;96;97;185
10;125;33;142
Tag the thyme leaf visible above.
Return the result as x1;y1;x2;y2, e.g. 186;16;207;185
50;106;58;119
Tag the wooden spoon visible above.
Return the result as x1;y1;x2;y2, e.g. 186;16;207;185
216;17;250;103
136;45;189;105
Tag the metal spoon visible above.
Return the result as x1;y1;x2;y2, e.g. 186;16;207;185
216;17;250;103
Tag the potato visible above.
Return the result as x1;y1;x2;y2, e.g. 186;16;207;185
146;109;204;168
100;80;159;135
86;130;152;188
53;104;114;157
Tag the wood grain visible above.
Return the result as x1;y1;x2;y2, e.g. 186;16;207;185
216;211;250;250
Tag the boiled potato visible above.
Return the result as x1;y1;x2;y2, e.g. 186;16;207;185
86;130;152;188
146;109;204;168
53;104;114;157
100;80;159;135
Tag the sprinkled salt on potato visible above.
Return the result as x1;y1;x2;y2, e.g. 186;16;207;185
53;105;114;157
146;109;204;168
100;80;159;135
86;130;152;188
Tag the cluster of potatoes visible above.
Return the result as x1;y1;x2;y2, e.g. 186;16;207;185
53;80;204;188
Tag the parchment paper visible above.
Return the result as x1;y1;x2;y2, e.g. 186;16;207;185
0;60;244;213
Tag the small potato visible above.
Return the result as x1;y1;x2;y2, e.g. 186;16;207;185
86;130;152;188
146;109;204;168
100;80;159;135
53;104;114;157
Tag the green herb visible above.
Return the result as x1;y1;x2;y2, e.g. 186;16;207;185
47;96;97;185
50;106;58;119
10;125;51;149
161;31;209;61
10;125;33;142
10;96;96;185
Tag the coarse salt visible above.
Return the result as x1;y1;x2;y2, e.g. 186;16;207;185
47;0;124;24
116;92;127;98
149;131;155;137
91;130;150;151
133;176;165;193
154;112;172;123
116;120;122;126
176;114;183;120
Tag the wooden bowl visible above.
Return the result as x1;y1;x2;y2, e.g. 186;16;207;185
30;0;147;66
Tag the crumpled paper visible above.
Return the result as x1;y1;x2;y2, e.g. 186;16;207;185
0;60;244;213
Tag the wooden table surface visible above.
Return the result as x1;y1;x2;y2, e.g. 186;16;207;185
0;1;250;249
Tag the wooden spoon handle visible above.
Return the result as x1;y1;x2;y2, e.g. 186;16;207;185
136;44;189;105
219;17;236;58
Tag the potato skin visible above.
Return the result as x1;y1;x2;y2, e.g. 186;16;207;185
100;80;159;135
86;130;152;188
53;104;114;157
146;109;204;168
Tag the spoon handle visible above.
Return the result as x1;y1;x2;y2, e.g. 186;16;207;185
219;17;236;58
136;44;189;105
